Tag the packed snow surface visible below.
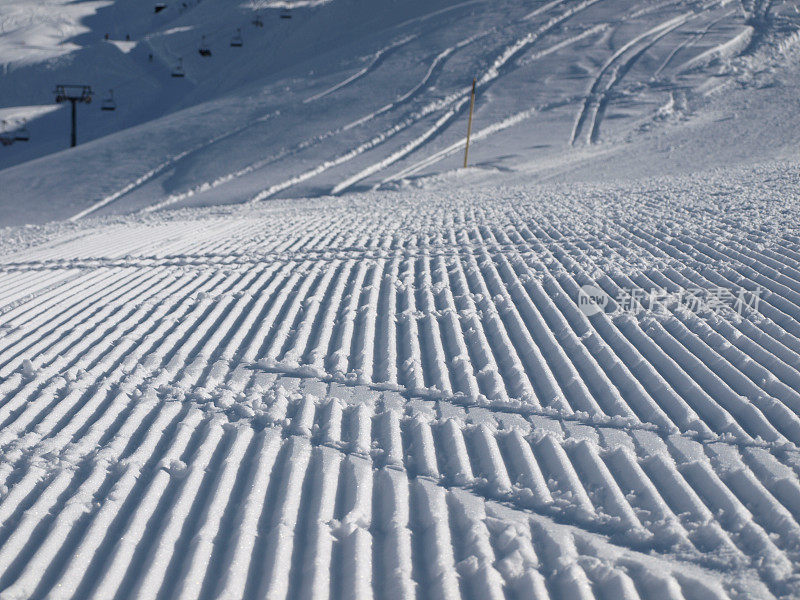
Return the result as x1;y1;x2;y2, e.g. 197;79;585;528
0;161;799;599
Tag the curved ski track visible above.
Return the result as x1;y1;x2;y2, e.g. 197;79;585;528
128;0;606;214
83;0;763;216
569;10;696;146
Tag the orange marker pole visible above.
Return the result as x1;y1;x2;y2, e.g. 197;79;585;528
463;78;476;168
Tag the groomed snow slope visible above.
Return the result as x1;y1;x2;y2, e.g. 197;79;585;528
0;161;800;599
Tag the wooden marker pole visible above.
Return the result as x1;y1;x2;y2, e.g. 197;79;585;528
463;78;476;168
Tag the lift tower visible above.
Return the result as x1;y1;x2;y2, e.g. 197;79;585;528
54;85;93;148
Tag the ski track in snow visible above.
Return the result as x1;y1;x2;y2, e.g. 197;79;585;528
1;172;800;598
570;10;697;146
302;35;418;104
132;0;604;211
140;30;490;214
69;110;281;222
267;0;606;199
64;0;778;218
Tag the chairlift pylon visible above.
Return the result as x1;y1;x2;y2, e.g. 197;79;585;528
172;57;185;77
231;28;243;47
101;89;117;111
198;35;212;57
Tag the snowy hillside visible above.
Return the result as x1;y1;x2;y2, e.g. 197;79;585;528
1;0;800;224
2;0;800;598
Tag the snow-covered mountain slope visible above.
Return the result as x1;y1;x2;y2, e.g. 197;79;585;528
1;0;799;224
0;160;799;599
2;1;800;599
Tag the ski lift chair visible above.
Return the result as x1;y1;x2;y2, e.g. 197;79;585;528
252;13;264;27
0;121;12;146
101;89;117;111
14;120;30;142
231;28;243;47
172;58;186;77
154;3;167;13
198;36;212;56
280;7;292;18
